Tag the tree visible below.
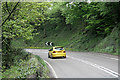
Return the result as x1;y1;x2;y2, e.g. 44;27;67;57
57;2;120;36
2;2;50;68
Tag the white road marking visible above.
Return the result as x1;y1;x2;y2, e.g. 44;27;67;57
109;58;118;61
43;60;58;78
101;55;118;61
67;56;119;77
101;54;118;61
103;56;118;61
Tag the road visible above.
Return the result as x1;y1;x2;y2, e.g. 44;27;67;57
25;49;119;78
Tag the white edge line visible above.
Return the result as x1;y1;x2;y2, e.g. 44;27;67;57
25;49;58;78
110;58;118;61
43;60;58;78
67;56;119;77
104;56;118;61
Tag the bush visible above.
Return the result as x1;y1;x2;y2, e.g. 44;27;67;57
2;49;49;78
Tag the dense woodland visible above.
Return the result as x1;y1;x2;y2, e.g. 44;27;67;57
1;2;120;78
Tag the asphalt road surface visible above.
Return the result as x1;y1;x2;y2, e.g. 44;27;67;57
25;49;119;78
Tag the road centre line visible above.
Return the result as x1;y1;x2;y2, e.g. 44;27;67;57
67;56;119;77
43;60;58;78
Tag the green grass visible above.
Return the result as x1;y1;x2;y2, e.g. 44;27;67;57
0;49;2;52
2;51;50;78
34;55;49;78
93;27;119;55
2;55;37;78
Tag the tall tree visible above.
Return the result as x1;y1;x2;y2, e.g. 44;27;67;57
2;2;50;68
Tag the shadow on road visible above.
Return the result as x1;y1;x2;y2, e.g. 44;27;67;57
50;57;66;59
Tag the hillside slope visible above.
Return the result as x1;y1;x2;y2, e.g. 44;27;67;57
12;23;120;55
11;2;120;55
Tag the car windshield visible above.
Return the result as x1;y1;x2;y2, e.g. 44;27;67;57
55;47;64;51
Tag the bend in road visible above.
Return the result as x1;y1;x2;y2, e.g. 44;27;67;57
25;49;118;78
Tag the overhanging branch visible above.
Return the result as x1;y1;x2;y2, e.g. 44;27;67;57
6;2;10;14
1;2;20;26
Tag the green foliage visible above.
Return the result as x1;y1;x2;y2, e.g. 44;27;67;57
2;48;29;70
18;2;119;55
2;2;51;71
2;3;119;78
54;2;119;36
3;2;119;79
34;55;49;78
2;51;49;78
94;26;119;55
2;2;50;40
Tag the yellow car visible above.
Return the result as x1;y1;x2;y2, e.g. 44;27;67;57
48;46;66;58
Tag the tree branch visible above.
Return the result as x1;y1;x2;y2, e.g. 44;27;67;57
6;2;10;14
2;2;20;26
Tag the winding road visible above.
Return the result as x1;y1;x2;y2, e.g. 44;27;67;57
25;49;119;78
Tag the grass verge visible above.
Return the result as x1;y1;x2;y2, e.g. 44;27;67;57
2;49;49;78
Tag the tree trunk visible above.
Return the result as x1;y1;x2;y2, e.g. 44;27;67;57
2;37;12;69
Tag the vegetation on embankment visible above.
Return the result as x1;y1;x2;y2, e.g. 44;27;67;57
2;2;51;79
2;49;49;78
12;2;120;55
16;24;119;56
94;26;120;55
2;2;119;79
